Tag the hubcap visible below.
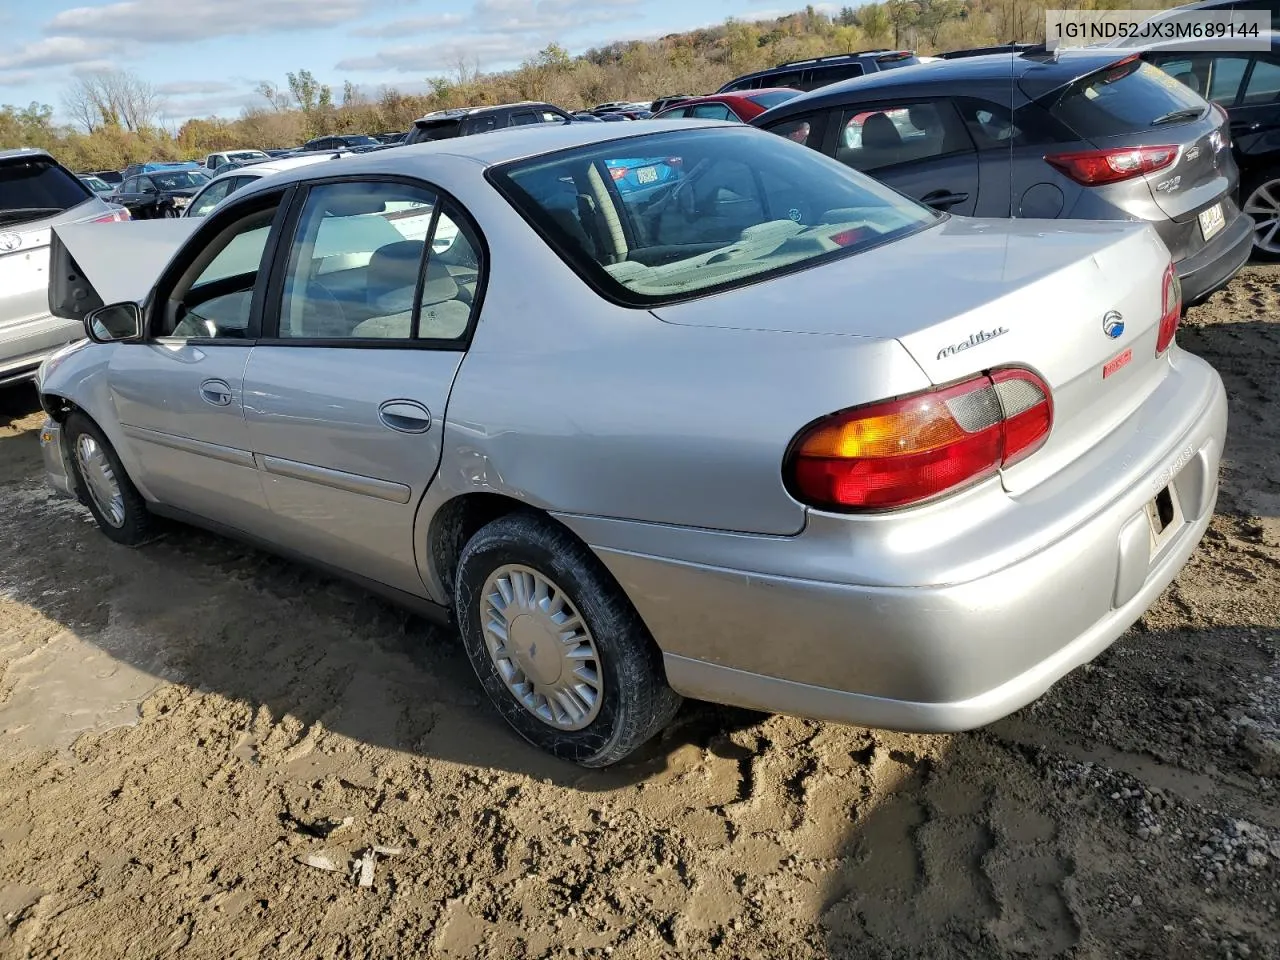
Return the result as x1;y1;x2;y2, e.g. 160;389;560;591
1244;178;1280;254
479;564;603;731
74;434;126;528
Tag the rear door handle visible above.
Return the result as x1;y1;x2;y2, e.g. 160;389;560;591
378;399;432;434
921;190;970;210
200;379;233;406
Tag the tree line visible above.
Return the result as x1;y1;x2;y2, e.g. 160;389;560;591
1;0;1173;172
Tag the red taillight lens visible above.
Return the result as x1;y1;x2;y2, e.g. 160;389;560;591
784;368;1053;510
1044;145;1178;186
1156;261;1181;355
91;208;130;223
609;166;628;181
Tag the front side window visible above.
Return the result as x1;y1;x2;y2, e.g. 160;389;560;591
137;176;157;193
492;127;938;305
1244;56;1280;103
275;180;478;342
158;199;282;340
835;101;972;173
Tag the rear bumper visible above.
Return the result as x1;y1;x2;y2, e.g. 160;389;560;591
0;315;84;386
559;351;1227;732
1177;208;1253;306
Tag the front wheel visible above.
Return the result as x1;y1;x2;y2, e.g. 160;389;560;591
454;512;681;767
1242;169;1280;262
65;413;153;546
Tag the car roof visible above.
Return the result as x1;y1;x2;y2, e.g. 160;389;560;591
236;119;731;191
0;147;55;162
415;101;554;123
1135;28;1280;52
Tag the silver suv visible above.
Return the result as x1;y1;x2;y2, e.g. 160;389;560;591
0;149;125;386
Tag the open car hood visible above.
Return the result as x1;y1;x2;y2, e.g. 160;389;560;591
48;219;200;321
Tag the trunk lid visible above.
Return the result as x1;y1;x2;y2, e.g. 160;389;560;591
49;218;200;321
651;216;1174;494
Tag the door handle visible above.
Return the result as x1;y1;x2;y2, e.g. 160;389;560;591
200;379;233;406
378;399;432;434
921;190;970;210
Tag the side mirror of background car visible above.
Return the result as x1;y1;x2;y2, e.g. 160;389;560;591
85;302;144;343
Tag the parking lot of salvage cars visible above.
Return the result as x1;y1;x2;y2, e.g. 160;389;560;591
0;271;1276;958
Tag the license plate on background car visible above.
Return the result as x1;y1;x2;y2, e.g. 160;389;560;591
636;166;658;185
1198;203;1225;242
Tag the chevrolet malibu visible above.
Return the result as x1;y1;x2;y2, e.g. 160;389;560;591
35;123;1226;767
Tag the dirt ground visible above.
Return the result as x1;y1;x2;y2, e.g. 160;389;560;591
0;269;1278;960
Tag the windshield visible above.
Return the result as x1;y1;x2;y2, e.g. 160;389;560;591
345;136;378;146
749;90;800;110
0;157;91;222
151;171;209;190
491;128;938;305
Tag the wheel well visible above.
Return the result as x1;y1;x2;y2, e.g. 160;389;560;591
40;393;79;423
428;492;531;599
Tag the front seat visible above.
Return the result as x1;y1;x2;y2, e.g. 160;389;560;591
861;112;904;169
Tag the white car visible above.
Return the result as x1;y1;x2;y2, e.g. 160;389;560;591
184;154;354;219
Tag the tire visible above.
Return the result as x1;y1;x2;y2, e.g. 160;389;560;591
455;511;681;767
64;412;153;546
1241;168;1280;262
161;205;178;219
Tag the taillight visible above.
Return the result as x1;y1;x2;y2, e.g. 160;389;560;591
609;166;628;181
1156;261;1181;355
784;368;1053;511
1044;145;1178;186
91;208;130;223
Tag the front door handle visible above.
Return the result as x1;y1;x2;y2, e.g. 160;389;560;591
200;379;233;406
378;399;432;434
921;190;970;210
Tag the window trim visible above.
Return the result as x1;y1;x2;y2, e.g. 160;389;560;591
255;173;489;351
143;185;297;346
485;126;942;310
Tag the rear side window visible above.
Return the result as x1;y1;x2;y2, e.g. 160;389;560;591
0;157;92;223
954;98;1061;149
807;63;864;86
690;103;735;121
768;70;805;89
1045;59;1206;138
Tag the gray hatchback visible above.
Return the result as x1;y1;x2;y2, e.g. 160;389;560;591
752;49;1253;305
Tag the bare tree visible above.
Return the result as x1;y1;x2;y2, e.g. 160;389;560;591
255;80;292;112
61;70;159;133
61;81;100;134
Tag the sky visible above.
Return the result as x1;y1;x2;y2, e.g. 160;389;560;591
0;0;828;126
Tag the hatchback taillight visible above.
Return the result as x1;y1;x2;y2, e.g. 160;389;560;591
784;369;1053;511
1156;261;1181;355
1044;145;1178;186
91;208;130;223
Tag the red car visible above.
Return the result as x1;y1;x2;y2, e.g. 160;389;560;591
651;89;799;123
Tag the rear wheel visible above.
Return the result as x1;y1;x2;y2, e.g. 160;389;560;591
1242;169;1280;261
454;511;681;767
65;413;152;546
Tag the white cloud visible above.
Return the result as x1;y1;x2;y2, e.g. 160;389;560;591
160;91;265;119
0;37;121;71
339;0;643;73
47;0;374;43
157;80;238;96
0;70;41;88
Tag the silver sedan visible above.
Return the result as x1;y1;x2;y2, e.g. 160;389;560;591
35;122;1227;766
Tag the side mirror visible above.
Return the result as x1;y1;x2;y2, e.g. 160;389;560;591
85;302;143;343
141;185;157;194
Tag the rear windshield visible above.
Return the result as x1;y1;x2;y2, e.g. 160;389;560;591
749;90;801;109
0;157;91;224
412;119;462;141
490;127;938;306
1045;59;1206;138
151;171;208;190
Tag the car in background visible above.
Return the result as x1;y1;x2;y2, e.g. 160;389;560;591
652;89;800;122
264;149;295;157
650;94;695;113
404;103;573;144
570;111;605;122
373;132;407;144
0;148;128;386
752;49;1252;305
79;174;115;196
719;50;919;94
1139;32;1280;259
302;134;381;151
110;169;210;218
592;101;653;119
121;160;201;180
203;150;270;172
81;169;123;186
37;123;1226;768
184;152;351;218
